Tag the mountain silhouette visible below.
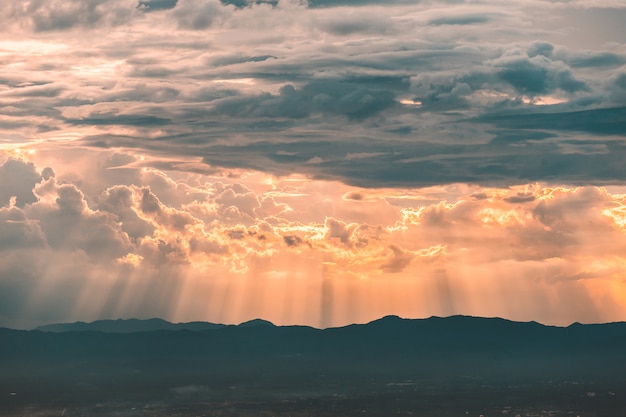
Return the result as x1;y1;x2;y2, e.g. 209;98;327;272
2;315;626;416
34;318;226;333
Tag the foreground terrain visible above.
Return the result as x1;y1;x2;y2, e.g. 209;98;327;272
2;316;625;416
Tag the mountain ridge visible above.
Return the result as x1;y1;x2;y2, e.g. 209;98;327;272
31;314;625;333
3;314;626;415
34;317;228;333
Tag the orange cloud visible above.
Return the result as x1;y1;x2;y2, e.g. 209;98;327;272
3;152;626;328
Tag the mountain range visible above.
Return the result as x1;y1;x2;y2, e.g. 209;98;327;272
32;317;275;333
2;315;626;416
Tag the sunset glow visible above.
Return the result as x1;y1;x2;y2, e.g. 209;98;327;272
1;0;626;329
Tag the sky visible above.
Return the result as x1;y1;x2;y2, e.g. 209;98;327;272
1;0;626;329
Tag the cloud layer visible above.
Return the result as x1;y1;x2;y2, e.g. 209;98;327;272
1;0;625;187
1;153;626;328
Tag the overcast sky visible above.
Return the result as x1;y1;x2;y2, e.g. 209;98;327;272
1;0;626;329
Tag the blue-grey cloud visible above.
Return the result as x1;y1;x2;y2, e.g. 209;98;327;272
307;0;424;7
1;0;625;190
138;0;179;11
428;15;490;26
220;0;277;7
566;52;626;68
9;0;137;31
476;106;626;136
491;52;587;95
211;81;397;120
67;114;172;127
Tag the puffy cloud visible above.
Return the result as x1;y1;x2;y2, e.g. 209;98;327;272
97;185;155;239
410;71;485;109
0;159;42;207
4;0;138;32
139;187;200;232
324;217;354;247
214;183;261;219
2;151;626;327
29;180;133;261
490;49;587;95
170;0;229;29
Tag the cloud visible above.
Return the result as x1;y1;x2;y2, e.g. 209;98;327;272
428;15;490;26
283;234;304;247
171;0;229;29
2;151;626;327
490;49;587;95
317;11;394;35
324;217;354;247
0;206;46;250
98;186;155;239
2;0;624;190
8;0;137;31
138;0;179;12
211;81;397;120
0;159;42;207
381;244;414;273
307;0;418;7
30;180;133;261
220;0;278;7
566;51;626;68
504;193;535;204
476;106;626;136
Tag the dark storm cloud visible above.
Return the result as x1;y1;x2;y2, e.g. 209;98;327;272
491;52;587;95
3;0;626;189
212;81;397;120
409;43;595;109
195;121;626;188
476;107;626;136
411;71;488;110
565;51;626;68
611;72;626;92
